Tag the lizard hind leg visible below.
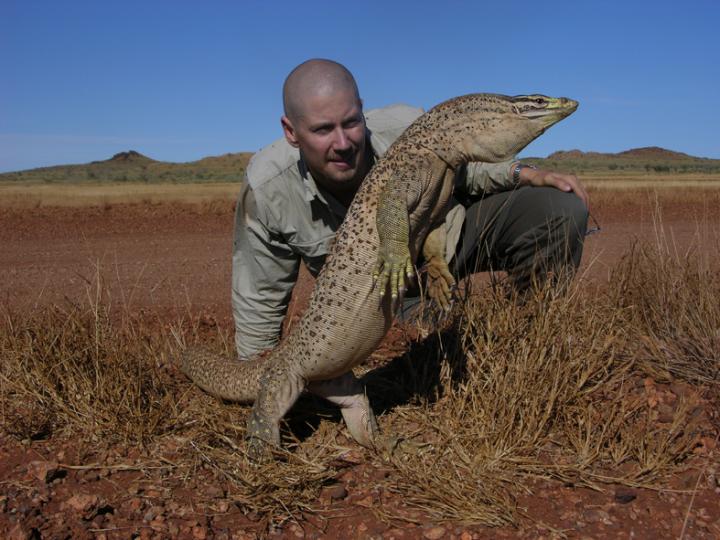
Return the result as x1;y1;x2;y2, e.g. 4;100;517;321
308;372;379;449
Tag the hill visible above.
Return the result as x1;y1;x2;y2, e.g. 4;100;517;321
0;151;253;184
525;146;720;174
2;146;720;184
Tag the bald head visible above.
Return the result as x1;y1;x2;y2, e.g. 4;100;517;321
283;59;361;121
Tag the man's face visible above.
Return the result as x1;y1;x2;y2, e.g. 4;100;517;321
281;89;368;195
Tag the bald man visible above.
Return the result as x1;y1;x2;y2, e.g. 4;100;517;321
232;59;589;359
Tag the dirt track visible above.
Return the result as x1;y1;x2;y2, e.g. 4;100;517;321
2;192;718;317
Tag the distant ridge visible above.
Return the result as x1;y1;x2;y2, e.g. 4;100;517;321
0;150;253;184
527;146;720;173
545;147;697;161
103;150;155;163
2;146;719;184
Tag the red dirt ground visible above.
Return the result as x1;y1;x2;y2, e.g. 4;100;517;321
1;194;719;539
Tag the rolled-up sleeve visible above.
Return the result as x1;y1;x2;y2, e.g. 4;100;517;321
459;159;516;195
231;182;299;358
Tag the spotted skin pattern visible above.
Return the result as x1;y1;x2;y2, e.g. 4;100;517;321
180;93;578;460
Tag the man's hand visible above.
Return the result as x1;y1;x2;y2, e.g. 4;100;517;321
517;166;589;209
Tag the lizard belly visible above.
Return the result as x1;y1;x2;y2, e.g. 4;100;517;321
290;230;391;381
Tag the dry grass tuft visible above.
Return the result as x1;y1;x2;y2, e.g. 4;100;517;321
1;236;717;527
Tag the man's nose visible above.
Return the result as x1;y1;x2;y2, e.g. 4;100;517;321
331;128;351;151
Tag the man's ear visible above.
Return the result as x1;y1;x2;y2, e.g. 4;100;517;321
281;116;300;148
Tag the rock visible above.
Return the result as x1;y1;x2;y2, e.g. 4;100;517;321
657;403;674;423
27;460;62;483
324;484;348;501
63;493;100;518
128;497;143;512
355;494;374;507
614;487;637;504
7;523;33;540
192;525;208;540
206;485;225;499
423;526;446;539
582;508;612;525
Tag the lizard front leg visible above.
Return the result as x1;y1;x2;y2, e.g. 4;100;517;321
373;175;415;302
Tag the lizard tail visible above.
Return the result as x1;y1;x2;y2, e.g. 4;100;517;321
179;346;263;403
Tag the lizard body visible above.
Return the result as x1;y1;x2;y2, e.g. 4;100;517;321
180;93;578;458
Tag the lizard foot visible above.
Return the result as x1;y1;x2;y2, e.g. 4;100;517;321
425;256;456;311
372;244;414;303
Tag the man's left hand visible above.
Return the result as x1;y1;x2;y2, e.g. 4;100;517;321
519;167;589;209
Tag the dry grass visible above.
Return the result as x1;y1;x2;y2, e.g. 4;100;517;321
0;182;240;208
1;235;717;528
3;173;720;210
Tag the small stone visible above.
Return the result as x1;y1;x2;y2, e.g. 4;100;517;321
206;485;225;499
128;497;143;512
460;532;473;540
64;493;100;517
657;403;674;423
583;508;611;524
143;509;155;522
150;518;167;531
325;484;348;501
8;523;33;540
614;487;637;504
27;460;62;483
192;525;208;540
355;494;374;507
423;526;446;539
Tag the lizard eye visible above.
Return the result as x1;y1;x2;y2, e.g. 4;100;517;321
535;98;546;105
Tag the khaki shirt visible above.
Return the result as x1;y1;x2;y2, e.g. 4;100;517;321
232;103;516;358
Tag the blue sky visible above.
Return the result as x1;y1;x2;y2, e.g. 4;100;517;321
2;0;718;172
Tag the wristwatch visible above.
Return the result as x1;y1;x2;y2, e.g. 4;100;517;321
512;163;538;184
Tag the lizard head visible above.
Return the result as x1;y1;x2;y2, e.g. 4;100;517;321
417;93;578;167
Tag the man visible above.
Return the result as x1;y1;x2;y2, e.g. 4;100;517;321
232;59;589;359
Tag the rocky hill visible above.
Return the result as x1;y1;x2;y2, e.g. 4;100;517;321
0;151;252;184
526;147;720;174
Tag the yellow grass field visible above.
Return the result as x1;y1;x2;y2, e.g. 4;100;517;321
0;181;242;208
2;173;720;209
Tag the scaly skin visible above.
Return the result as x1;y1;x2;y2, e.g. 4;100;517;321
180;93;578;460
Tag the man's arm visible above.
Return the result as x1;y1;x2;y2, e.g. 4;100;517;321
232;182;300;359
459;160;589;208
511;162;589;208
